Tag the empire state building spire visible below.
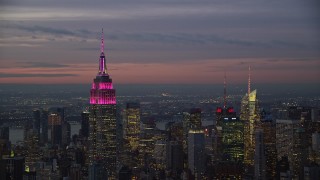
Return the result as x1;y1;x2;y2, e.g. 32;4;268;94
101;28;104;55
223;70;227;109
248;65;251;96
99;28;107;74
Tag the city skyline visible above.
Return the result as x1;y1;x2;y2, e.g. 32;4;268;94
0;0;319;84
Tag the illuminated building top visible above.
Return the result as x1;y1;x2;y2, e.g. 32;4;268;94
90;29;116;105
249;89;257;102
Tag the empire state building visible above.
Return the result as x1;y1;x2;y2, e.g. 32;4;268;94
88;30;117;179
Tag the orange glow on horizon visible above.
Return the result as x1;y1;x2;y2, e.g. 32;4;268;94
0;58;319;84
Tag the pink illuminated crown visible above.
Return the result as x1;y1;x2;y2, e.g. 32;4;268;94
90;29;116;105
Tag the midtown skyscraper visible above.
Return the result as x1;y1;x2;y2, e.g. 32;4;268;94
240;66;260;167
88;30;117;179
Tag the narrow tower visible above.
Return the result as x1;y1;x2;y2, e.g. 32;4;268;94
241;65;261;167
88;29;117;179
223;70;227;109
248;65;251;96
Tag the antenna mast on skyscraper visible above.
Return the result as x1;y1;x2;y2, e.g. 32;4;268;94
101;28;104;54
223;70;227;109
248;65;251;96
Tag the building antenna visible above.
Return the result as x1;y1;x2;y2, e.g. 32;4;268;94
101;28;104;54
248;65;251;96
223;70;227;109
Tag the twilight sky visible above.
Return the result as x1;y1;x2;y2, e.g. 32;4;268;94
0;0;319;84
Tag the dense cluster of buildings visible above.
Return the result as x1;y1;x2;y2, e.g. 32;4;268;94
0;33;320;179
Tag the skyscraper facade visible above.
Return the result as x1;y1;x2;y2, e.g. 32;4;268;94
48;113;62;146
254;129;266;179
240;67;261;167
221;117;244;162
183;108;202;153
33;109;41;141
260;119;277;179
88;30;117;179
124;102;141;151
81;111;89;138
188;130;205;179
241;90;260;166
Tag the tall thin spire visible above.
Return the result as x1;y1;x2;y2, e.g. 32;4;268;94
98;28;107;74
101;28;104;54
248;65;251;96
223;70;227;109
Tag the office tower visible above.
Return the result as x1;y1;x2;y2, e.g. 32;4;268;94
276;119;299;160
49;107;65;122
215;71;235;126
61;121;71;146
41;109;48;144
215;106;238;162
276;119;307;179
88;30;117;179
89;160;108;180
0;156;25;180
166;122;183;141
304;163;320;180
240;67;260;166
183;108;202;153
188;130;205;179
221;117;244;162
260;119;277;179
0;126;9;141
276;156;291;180
118;166;132;180
166;141;184;176
183;108;202;135
204;126;214;165
189;108;202;129
24;129;40;170
48;113;62;146
124;102;141;151
33;109;41;140
23;171;37;180
70;164;81;180
138;120;161;168
0;126;10;158
81;111;89;138
311;132;320;163
154;140;166;170
254;129;266;180
312;133;320;152
216;107;236;126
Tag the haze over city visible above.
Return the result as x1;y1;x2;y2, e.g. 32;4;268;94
1;0;319;85
1;1;320;180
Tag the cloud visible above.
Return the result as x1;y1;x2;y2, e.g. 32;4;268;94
14;25;75;36
0;73;77;78
2;23;312;49
17;61;69;68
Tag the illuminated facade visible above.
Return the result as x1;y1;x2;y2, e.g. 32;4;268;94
221;117;244;162
260;119;277;179
183;108;202;153
48;113;62;146
124;102;141;151
240;89;260;166
88;30;117;179
276;120;307;179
